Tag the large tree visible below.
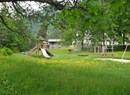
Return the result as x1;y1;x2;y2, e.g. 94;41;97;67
0;0;84;34
1;0;130;50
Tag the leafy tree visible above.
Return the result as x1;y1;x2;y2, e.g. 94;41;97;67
110;0;130;45
0;6;36;51
1;0;130;51
47;25;61;39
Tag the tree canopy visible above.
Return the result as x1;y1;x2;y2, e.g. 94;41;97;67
0;0;130;51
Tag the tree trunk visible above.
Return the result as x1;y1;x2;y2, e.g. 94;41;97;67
102;32;105;46
122;33;126;49
81;39;84;51
122;33;125;45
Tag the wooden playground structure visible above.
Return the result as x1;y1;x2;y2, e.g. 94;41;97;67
28;43;53;58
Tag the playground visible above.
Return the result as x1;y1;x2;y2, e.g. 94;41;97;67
0;0;130;95
0;48;130;95
27;42;130;63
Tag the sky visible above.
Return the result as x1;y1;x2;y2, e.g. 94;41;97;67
21;1;41;10
0;1;41;10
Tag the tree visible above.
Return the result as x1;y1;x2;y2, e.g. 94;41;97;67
0;0;89;33
1;0;130;51
47;25;61;39
0;4;36;51
0;22;35;51
52;0;106;50
110;0;130;45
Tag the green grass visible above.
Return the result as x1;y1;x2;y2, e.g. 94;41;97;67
0;49;130;95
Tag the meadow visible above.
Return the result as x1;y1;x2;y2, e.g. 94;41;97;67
0;48;130;95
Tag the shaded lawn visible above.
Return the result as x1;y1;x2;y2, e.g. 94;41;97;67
0;49;130;95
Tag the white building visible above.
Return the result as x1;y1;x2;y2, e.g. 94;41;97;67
48;39;61;49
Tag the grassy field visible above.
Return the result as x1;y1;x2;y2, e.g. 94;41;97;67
0;48;130;95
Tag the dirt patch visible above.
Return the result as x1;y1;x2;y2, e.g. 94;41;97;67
78;54;88;57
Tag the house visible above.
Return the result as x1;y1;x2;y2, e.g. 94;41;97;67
48;39;61;49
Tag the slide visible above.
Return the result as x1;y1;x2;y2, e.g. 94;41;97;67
41;48;51;58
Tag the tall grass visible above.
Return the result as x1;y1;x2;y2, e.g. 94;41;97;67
0;49;130;95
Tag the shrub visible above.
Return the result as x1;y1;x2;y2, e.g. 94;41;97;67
113;45;130;51
0;47;13;56
0;48;7;56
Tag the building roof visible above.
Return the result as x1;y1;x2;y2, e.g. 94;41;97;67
48;39;61;42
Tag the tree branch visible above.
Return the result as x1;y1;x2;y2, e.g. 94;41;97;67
0;0;65;10
12;2;26;17
0;15;25;37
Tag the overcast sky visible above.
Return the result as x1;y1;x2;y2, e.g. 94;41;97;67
0;1;41;10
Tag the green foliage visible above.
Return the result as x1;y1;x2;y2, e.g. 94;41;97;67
1;0;130;52
61;28;77;45
0;28;36;52
0;47;13;56
37;23;47;40
0;4;37;52
5;47;13;55
47;25;61;39
109;0;123;10
52;0;130;47
0;48;7;56
110;0;130;44
113;45;130;51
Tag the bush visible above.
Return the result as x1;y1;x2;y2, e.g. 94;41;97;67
0;47;13;56
113;45;130;51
